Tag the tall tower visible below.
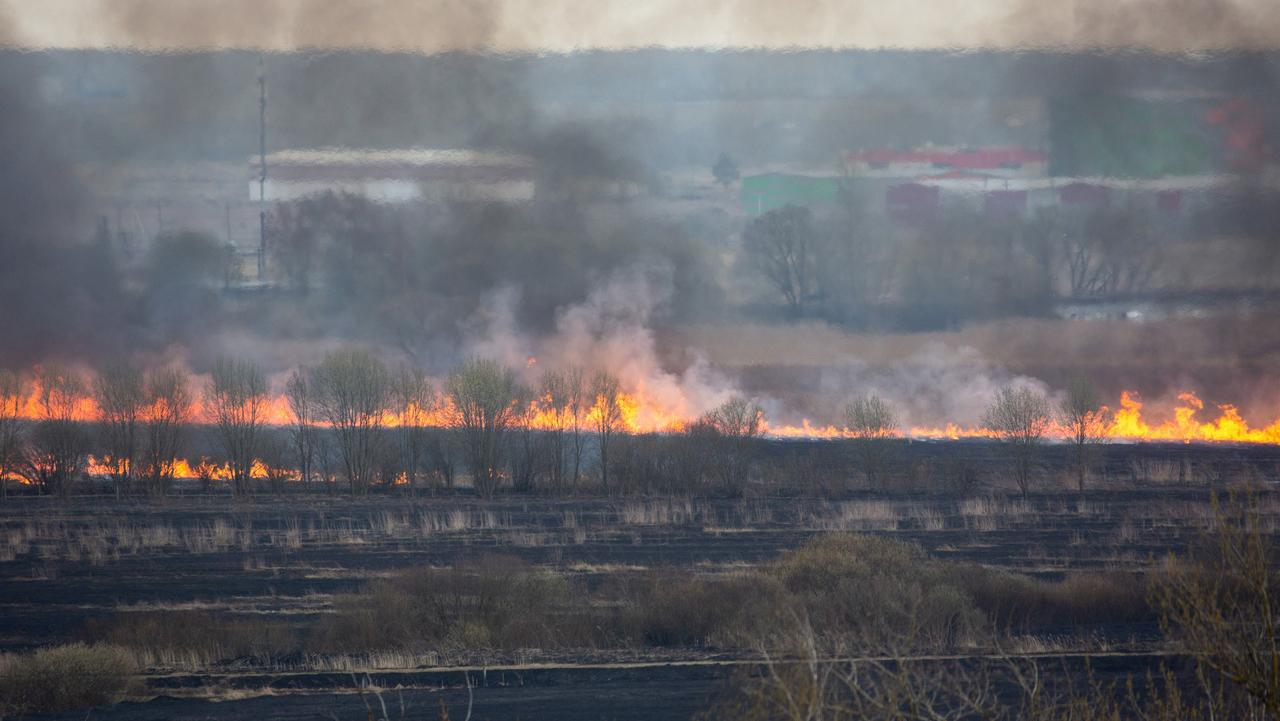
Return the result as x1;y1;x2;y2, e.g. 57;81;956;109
257;56;268;281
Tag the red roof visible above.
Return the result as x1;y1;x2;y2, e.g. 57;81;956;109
846;147;1046;170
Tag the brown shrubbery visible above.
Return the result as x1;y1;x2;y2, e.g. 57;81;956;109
315;555;578;653
88;535;1152;674
91;611;300;668
0;643;136;715
709;493;1280;721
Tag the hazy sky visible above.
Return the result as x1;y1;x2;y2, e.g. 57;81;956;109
3;0;1279;53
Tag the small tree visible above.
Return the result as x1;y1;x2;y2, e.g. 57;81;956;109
565;365;588;487
391;364;434;495
93;362;144;498
508;385;541;492
703;395;765;494
308;349;391;496
140;367;191;497
983;386;1051;498
445;358;523;500
206;358;268;497
843;395;898;491
27;366;90;498
0;370;24;500
1059;376;1107;494
712;152;740;189
540;370;570;491
590;371;624;491
285;369;318;490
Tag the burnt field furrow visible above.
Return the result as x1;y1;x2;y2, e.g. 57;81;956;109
1;441;1276;720
0;484;1272;653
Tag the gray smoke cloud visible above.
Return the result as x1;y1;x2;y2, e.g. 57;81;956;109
8;0;1280;53
1;8;1278;430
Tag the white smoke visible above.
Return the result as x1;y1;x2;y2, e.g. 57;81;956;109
466;261;738;425
799;342;1053;429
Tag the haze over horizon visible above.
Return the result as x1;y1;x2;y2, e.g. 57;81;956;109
5;0;1280;54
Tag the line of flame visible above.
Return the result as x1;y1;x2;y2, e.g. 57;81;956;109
9;378;1280;447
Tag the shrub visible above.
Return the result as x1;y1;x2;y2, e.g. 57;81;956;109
620;572;784;648
0;643;136;714
315;555;576;653
768;534;986;651
90;612;300;668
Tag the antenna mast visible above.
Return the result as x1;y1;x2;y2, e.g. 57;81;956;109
257;56;268;281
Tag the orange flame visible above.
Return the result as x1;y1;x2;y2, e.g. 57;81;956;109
7;370;1280;445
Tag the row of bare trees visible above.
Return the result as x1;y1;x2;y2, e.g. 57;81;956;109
281;353;635;499
0;357;1111;499
0;353;641;500
0;366;192;498
839;378;1108;496
741;200;1165;327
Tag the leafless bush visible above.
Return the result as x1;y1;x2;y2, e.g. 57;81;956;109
0;643;136;714
843;395;898;490
1151;491;1280;717
1059;376;1107;494
984;386;1052;498
315;555;573;653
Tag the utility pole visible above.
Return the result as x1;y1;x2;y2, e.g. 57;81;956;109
258;55;268;282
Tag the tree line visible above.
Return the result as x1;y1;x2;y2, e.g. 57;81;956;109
0;356;1111;500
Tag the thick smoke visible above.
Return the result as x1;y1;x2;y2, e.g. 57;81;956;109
466;263;737;423
0;21;1278;428
8;0;1280;53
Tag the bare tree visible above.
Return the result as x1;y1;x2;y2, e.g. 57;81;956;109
390;364;434;495
308;349;391;496
206;358;268;497
590;371;624;491
93;363;144;498
843;395;898;491
445;358;523;500
565;365;588;488
1058;376;1107;494
423;427;457;492
140;367;191;497
983;386;1052;498
1062;208;1162;297
27;366;90;497
742;204;817;316
508;385;541;492
0;370;24;500
703;395;764;494
257;430;294;495
540;370;570;491
285;369;318;490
